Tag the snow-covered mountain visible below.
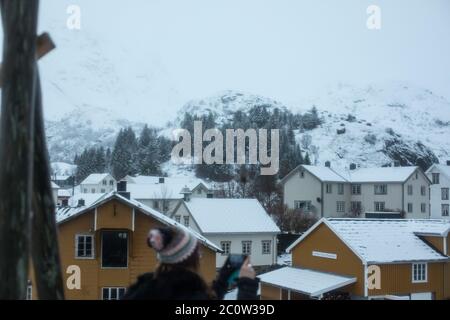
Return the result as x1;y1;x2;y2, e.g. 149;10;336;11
171;84;450;170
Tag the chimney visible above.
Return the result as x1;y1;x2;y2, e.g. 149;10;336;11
325;161;331;168
159;177;165;184
447;160;450;166
77;198;85;207
180;185;192;202
349;163;357;170
117;180;130;199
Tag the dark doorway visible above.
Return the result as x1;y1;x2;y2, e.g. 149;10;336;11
101;231;128;268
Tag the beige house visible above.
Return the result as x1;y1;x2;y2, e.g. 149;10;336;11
124;175;213;215
280;165;430;219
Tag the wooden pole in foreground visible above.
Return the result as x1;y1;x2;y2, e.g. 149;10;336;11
0;0;40;300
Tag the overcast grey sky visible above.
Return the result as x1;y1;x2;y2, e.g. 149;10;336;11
4;0;449;121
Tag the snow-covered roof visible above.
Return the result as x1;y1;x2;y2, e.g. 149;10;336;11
55;192;221;252
343;166;418;183
57;189;72;197
127;176;211;200
283;165;422;184
259;267;357;297
288;218;450;263
427;164;450;180
303;165;347;182
51;181;60;189
80;173;112;185
183;198;280;234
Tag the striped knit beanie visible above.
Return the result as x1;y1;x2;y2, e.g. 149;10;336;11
147;227;198;264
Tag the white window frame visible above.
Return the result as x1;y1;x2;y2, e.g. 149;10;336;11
221;241;231;256
336;201;345;213
442;204;449;217
262;240;271;255
421;203;426;213
174;215;181;223
412;263;427;283
102;287;126;300
352;184;361;195
351;201;362;211
75;234;95;259
242;241;252;255
374;184;388;195
421;186;426;196
432;173;440;184
374;201;385;212
407;185;413;195
337;184;344;195
183;216;190;227
407;203;413;213
442;188;449;201
326;184;332;194
294;200;312;212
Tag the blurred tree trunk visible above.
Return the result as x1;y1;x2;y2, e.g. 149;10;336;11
0;0;39;299
31;73;65;300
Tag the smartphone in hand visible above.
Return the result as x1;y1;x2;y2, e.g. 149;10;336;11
223;254;247;287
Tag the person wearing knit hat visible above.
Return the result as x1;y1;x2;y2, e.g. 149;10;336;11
122;226;259;300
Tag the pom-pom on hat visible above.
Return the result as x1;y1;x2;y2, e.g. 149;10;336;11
147;227;198;264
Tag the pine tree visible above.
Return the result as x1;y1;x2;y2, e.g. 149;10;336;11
111;127;138;179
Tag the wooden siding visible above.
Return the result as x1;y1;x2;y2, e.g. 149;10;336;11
422;236;445;255
291;223;364;296
260;283;280;300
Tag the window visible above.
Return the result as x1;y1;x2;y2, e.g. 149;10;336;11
101;188;106;193
326;184;332;194
197;189;202;194
221;241;231;255
374;184;387;195
83;188;88;193
26;283;32;300
75;235;94;258
407;185;413;195
109;180;114;186
207;193;213;198
183;216;190;227
102;180;107;185
154;201;159;209
101;231;128;268
300;170;305;178
174;215;181;223
102;287;126;300
407;203;413;213
421;186;426;196
374;202;385;212
242;241;252;255
294;201;311;212
421;203;427;213
91;188;95;193
412;263;427;283
262;240;271;255
442;188;449;200
432;173;440;184
351;201;362;212
442;204;449;217
336;201;345;213
337;184;344;195
352;184;361;195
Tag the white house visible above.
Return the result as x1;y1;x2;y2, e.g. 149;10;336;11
51;181;60;204
281;164;431;219
125;175;213;215
172;198;280;268
80;173;116;194
426;162;450;220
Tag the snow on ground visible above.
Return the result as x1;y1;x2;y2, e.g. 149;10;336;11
277;254;292;267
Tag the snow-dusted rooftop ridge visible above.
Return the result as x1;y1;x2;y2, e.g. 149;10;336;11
51;181;60;189
80;173;111;185
259;267;356;297
297;165;420;183
55;191;221;252
127;175;211;200
288;218;450;264
427;164;450;180
183;198;280;234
